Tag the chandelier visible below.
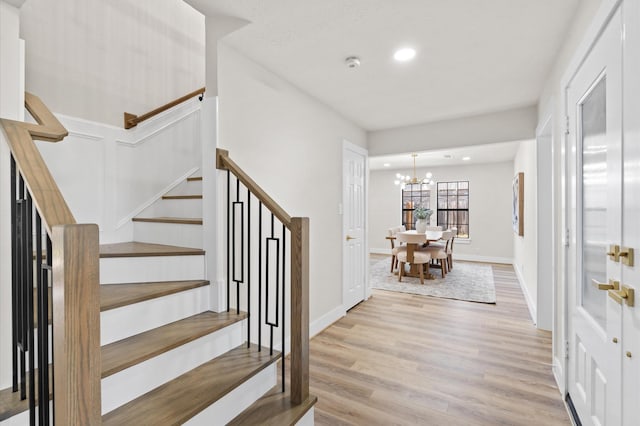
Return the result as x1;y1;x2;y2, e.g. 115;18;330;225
394;154;435;187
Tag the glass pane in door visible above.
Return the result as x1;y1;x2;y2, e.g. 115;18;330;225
580;76;607;328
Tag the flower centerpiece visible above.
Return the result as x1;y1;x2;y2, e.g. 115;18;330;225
413;207;433;233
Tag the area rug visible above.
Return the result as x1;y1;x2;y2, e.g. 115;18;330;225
369;258;496;304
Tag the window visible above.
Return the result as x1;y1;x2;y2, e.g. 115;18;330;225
401;183;431;230
437;181;469;237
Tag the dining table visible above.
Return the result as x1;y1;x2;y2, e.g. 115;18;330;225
396;230;443;280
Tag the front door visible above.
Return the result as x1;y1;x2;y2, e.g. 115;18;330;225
343;141;367;310
566;8;623;425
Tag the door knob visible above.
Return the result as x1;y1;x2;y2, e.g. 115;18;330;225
608;285;635;307
345;235;356;241
607;244;620;262
592;279;619;291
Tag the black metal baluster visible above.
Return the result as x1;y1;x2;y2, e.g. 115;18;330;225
247;189;251;348
226;170;230;312
17;176;26;401
35;213;51;424
46;235;53;423
26;193;35;426
10;156;18;392
281;224;286;393
258;202;262;351
232;179;243;315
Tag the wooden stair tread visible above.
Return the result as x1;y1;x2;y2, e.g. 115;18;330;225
131;217;203;225
101;311;247;378
187;176;202;181
99;242;204;258
100;280;209;311
0;368;52;421
228;387;318;426
102;344;280;425
161;194;202;200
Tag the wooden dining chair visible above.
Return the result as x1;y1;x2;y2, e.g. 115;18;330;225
396;232;431;284
421;230;454;278
386;226;407;272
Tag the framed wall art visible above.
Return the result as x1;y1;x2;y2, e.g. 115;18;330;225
512;172;524;236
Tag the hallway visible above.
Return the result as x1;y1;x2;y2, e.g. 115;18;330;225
309;261;569;425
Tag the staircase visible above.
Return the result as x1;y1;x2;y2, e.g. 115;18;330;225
1;172;315;424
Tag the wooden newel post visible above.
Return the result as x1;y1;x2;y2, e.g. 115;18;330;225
290;217;310;405
52;224;102;425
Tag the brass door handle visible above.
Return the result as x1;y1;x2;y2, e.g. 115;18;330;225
346;235;356;241
608;285;635;307
619;247;634;266
592;279;619;291
607;244;620;262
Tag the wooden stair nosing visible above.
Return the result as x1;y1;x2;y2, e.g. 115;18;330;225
187;176;202;181
102;343;280;425
161;194;202;200
100;280;210;312
0;367;52;421
131;217;203;225
227;387;318;426
101;311;247;378
100;242;204;258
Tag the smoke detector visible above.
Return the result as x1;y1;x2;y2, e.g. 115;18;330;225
345;56;361;68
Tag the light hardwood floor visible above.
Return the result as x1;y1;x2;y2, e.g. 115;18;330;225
309;258;570;425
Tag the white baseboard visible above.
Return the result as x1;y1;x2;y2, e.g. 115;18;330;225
453;253;513;264
513;263;537;325
370;248;391;255
310;304;345;339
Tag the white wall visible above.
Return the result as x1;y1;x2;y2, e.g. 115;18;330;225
369;161;514;263
513;140;538;323
19;0;205;126
367;105;538;156
35;99;202;243
217;43;367;326
0;0;25;391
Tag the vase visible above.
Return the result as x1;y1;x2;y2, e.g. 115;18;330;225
415;219;427;233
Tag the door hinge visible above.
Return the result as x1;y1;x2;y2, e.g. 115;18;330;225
565;340;570;359
565;116;570;135
564;228;570;247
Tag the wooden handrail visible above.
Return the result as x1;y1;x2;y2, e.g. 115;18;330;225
0;93;75;234
1;93;101;424
216;148;292;228
124;87;205;129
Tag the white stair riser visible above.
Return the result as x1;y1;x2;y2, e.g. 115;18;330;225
165;178;202;196
296;407;315;426
100;255;204;284
100;286;210;345
185;363;277;426
133;222;203;249
139;198;202;218
101;321;245;415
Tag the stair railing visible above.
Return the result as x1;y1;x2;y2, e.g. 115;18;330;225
123;87;205;129
216;148;310;405
1;93;101;425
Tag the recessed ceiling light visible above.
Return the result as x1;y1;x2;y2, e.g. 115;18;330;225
383;163;391;167
393;47;416;62
462;156;471;161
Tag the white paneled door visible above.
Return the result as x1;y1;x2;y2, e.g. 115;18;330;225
343;142;367;311
566;7;624;425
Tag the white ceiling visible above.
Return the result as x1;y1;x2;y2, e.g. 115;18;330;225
187;0;579;131
369;140;523;171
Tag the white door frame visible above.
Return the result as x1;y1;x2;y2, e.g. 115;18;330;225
342;140;369;310
536;109;554;332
